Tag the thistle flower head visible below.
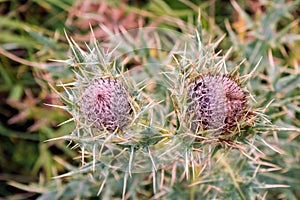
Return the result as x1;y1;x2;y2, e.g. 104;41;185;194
186;74;248;135
80;78;132;132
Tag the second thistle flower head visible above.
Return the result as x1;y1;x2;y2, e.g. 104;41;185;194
80;78;132;132
186;74;248;135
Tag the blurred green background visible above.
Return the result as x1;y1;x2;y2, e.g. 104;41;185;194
0;0;299;199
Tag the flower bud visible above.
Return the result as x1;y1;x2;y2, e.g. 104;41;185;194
80;79;132;132
186;75;247;134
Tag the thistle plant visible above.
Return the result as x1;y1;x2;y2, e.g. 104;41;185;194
2;0;299;199
40;23;298;199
